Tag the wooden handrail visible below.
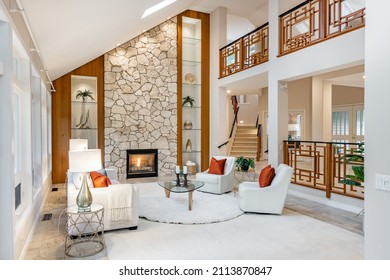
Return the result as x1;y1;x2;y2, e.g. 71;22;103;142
283;140;364;200
279;0;365;56
256;124;262;161
219;0;365;76
229;106;240;138
217;141;229;149
220;23;269;78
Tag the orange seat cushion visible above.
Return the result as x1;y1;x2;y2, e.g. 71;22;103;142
259;165;275;187
208;157;227;175
90;171;112;188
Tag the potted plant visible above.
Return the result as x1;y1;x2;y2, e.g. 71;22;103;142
182;95;195;108
235;156;255;171
339;143;364;186
76;89;94;102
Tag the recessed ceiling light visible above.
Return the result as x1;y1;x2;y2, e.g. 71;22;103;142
142;0;177;19
227;90;231;94
362;75;366;79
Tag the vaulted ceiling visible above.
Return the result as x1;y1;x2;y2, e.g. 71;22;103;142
18;0;274;80
3;0;362;92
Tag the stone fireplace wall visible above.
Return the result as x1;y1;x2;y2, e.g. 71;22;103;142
104;18;177;180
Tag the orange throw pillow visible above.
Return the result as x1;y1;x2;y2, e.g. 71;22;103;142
208;157;227;175
90;171;112;188
259;165;275;187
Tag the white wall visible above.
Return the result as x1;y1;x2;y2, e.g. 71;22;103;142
364;0;390;259
237;94;259;125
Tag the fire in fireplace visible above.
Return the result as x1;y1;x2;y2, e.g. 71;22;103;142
126;149;158;179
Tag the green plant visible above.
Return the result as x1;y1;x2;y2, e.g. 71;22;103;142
235;156;255;171
339;143;364;186
182;96;195;108
76;89;94;102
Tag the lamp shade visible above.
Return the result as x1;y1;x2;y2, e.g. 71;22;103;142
68;149;102;172
69;139;88;151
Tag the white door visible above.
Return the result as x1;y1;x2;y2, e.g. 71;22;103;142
353;105;365;142
332;105;364;143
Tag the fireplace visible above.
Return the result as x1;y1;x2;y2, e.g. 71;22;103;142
126;149;158;179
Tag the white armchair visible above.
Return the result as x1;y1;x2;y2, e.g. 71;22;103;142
196;156;236;194
239;164;293;214
67;168;139;231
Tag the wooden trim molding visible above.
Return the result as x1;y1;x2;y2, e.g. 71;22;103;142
177;10;210;172
52;56;104;183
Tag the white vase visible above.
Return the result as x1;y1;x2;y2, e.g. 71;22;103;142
186;139;192;152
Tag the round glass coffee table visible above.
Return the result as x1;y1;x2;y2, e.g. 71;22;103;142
157;180;204;210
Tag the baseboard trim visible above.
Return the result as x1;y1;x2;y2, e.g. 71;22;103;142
288;186;364;214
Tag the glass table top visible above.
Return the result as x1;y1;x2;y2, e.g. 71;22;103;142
157;180;204;193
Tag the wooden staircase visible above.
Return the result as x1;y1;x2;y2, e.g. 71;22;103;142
229;125;258;159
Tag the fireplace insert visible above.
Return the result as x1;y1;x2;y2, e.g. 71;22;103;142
126;149;158;179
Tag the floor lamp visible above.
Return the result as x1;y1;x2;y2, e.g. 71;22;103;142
68;149;102;212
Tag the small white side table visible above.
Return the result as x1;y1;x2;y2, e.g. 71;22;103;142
65;203;104;258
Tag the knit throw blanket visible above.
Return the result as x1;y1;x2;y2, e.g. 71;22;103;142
108;184;133;223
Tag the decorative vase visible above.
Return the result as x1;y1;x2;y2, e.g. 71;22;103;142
76;172;93;212
186;139;192;152
184;120;193;129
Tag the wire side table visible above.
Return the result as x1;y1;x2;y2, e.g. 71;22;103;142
234;169;257;196
65;203;104;258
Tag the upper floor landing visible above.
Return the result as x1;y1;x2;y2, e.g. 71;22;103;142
219;0;365;80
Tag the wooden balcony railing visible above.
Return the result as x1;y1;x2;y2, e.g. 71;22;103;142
279;0;365;56
220;23;269;78
283;140;364;200
219;1;365;78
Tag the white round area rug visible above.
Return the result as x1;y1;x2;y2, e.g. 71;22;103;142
136;182;244;224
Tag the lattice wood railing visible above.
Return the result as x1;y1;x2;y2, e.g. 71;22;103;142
220;23;269;78
219;0;365;77
279;0;365;56
283;140;364;200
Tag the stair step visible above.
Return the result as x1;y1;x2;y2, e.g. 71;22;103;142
234;138;257;142
236;129;257;134
231;146;257;151
234;133;257;138
232;143;257;149
229;152;256;158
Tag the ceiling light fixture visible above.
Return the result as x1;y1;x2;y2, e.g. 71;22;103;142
227;90;231;94
141;0;177;19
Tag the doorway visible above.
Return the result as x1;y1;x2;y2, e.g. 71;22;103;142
332;104;364;143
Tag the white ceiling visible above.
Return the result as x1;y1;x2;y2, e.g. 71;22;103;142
18;0;269;80
16;0;357;90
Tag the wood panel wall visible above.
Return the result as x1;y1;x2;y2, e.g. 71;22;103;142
52;56;104;183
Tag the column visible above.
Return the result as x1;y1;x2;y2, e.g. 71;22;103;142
209;7;227;157
267;0;288;166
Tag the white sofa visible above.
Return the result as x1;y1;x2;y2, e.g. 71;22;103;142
238;164;293;214
67;168;139;231
195;156;236;194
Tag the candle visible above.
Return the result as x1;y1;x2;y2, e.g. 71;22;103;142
183;166;188;174
175;165;180;174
